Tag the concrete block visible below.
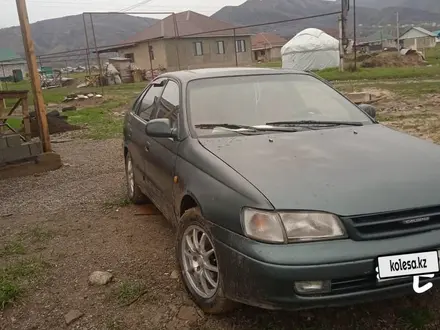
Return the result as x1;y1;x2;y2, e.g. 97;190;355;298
0;136;7;149
1;144;31;164
0;152;62;180
25;142;42;157
6;134;22;148
345;92;372;104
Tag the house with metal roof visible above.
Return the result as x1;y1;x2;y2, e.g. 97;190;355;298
0;48;27;82
251;32;287;62
97;11;253;72
433;30;440;43
399;27;437;50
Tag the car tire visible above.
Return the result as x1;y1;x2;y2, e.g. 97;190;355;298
176;207;237;314
125;152;149;205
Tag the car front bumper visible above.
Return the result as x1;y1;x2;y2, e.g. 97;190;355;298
212;225;440;311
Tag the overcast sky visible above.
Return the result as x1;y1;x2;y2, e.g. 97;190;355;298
0;0;247;28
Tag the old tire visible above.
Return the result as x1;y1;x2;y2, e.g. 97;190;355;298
176;207;237;314
125;152;149;204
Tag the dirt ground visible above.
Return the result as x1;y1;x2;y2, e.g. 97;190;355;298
2;85;440;330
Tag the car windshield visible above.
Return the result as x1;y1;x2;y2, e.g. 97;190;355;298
187;73;373;136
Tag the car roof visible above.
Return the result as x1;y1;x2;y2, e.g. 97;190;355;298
158;67;309;83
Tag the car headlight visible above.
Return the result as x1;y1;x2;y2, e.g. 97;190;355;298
241;208;346;243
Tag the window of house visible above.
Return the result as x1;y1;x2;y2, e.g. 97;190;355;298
154;80;180;128
194;42;203;56
136;80;165;121
217;41;225;54
148;45;154;60
124;53;135;62
235;40;246;53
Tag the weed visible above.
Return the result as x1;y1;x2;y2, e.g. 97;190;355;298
116;280;147;306
0;258;49;309
397;308;433;330
0;241;25;257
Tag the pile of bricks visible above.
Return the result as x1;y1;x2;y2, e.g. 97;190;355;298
0;134;42;166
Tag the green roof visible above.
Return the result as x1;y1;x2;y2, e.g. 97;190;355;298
0;48;19;62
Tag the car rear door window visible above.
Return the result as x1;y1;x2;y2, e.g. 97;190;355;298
154;80;180;128
136;80;165;121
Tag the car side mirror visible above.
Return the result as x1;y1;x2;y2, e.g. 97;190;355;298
145;118;177;139
358;104;377;120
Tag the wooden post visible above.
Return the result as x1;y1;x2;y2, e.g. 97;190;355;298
16;0;52;152
21;95;31;141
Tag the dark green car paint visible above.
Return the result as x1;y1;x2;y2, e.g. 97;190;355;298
123;68;440;311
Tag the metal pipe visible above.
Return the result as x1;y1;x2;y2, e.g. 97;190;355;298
82;13;92;76
353;0;357;70
233;28;238;67
89;13;104;92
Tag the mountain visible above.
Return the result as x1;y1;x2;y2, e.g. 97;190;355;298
212;0;440;39
0;14;157;63
356;0;440;13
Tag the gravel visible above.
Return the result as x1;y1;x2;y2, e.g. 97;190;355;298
0;138;126;216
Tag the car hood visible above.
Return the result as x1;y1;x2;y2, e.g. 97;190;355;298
198;124;440;216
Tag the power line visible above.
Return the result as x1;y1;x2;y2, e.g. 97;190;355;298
2;10;342;64
120;0;154;12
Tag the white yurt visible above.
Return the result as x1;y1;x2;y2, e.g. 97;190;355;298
281;28;340;71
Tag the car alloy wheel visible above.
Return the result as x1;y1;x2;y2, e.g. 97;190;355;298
181;225;219;299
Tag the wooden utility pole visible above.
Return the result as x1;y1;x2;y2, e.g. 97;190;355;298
16;0;52;152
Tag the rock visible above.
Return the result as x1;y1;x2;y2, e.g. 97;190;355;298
170;270;179;279
88;271;113;285
62;106;77;112
87;93;95;98
177;306;199;322
95;94;103;98
64;309;83;325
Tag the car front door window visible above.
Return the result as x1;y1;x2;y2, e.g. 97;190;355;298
136;81;165;121
153;80;180;129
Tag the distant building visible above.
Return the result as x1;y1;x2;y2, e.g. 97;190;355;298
0;48;27;81
433;30;440;43
399;27;437;50
251;32;287;62
356;31;397;53
97;11;253;72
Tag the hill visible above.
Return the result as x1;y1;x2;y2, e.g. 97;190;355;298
212;0;440;39
0;14;157;60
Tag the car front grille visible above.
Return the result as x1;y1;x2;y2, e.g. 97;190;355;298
342;206;440;240
331;273;440;294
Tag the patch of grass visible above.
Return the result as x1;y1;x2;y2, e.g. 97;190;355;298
397;308;433;330
426;44;440;65
67;103;124;140
104;197;132;208
0;258;49;309
256;60;282;68
105;318;126;330
0;241;25;257
116;280;147;306
316;66;440;81
27;227;54;243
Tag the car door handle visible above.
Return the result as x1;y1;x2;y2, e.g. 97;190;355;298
144;142;151;152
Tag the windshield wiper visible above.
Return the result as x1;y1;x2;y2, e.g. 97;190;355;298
195;123;297;132
266;120;364;127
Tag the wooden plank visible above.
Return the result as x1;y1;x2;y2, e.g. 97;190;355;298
0;90;29;99
0;95;4;134
21;97;31;141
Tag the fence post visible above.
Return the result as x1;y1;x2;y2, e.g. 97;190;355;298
233;28;238;67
